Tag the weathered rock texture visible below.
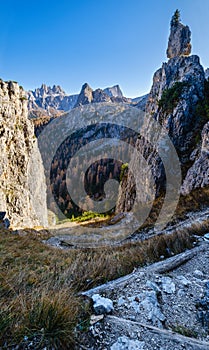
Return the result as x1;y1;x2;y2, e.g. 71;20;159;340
0;80;48;227
28;83;138;122
80;241;209;349
181;122;209;194
75;83;94;107
75;83;131;108
205;68;209;80
146;55;205;163
27;84;78;117
167;11;191;58
117;13;206;213
104;85;123;98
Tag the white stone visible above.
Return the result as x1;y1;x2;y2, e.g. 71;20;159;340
161;276;176;294
92;294;114;315
110;336;145;350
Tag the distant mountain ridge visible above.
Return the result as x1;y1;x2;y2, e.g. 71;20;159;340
27;84;78;118
27;82;145;118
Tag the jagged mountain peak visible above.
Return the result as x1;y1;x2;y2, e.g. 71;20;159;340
81;82;93;90
34;83;66;96
27;81;142;119
75;83;94;107
75;83;130;108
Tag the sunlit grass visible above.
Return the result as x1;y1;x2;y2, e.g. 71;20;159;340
0;227;194;348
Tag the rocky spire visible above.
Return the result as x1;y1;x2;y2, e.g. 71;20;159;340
116;11;205;215
167;10;191;59
75;83;93;107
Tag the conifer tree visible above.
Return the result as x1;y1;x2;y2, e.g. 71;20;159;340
171;9;180;25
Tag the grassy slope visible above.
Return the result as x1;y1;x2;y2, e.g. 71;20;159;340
0;227;194;349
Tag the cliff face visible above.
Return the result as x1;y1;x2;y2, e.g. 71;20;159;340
116;13;207;214
146;55;205;164
0;80;48;227
181;122;209;194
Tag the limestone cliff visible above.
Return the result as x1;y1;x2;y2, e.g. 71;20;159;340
181;122;209;194
0;80;48;227
116;12;206;214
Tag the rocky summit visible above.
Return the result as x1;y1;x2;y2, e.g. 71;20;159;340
75;82;131;108
167;10;192;58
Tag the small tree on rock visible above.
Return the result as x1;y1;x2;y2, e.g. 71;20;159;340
171;9;181;25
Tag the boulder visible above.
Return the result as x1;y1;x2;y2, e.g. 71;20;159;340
92;294;114;315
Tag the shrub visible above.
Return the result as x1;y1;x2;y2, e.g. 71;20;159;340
171;10;181;25
120;163;129;182
19;96;27;101
171;324;198;338
158;81;188;114
70;211;107;223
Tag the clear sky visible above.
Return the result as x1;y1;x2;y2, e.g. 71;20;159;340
0;0;209;97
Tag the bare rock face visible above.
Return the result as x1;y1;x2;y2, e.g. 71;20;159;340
205;68;209;80
146;55;205;163
93;88;112;103
75;83;93;107
181;122;209;194
104;85;123;98
27;83;130;120
167;10;191;59
117;56;205;213
0;80;48;227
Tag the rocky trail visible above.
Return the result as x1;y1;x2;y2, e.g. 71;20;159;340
77;240;209;349
45;208;209;249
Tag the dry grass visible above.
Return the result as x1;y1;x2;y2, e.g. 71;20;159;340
172;218;209;239
137;186;209;232
0;228;193;349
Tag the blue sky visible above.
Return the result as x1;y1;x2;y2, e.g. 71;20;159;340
0;0;209;97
